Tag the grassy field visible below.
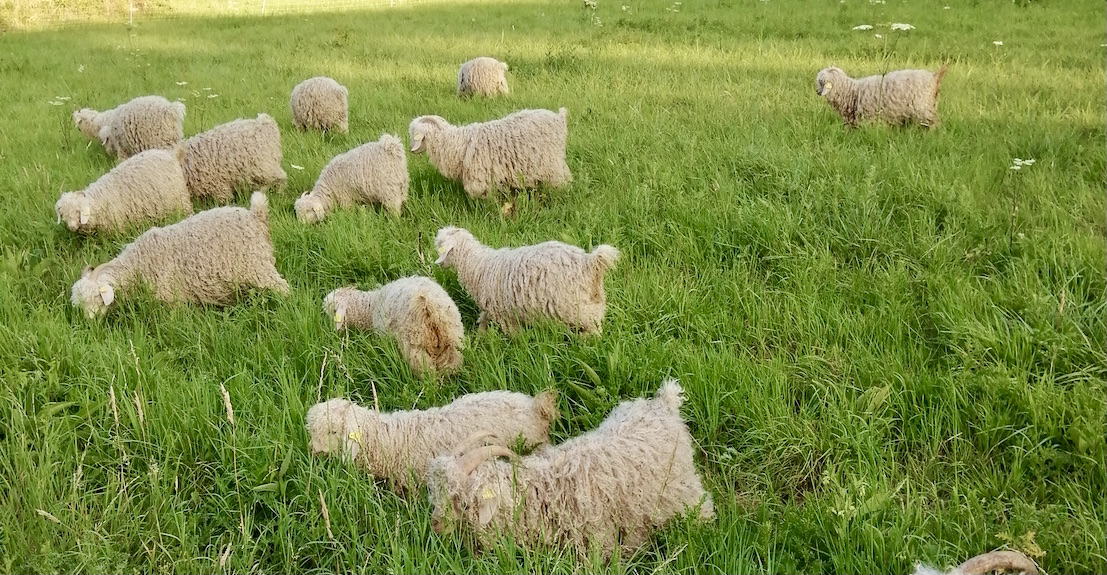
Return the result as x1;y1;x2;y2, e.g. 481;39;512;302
0;0;1104;573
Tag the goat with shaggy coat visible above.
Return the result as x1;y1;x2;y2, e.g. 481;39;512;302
56;148;191;234
182;113;286;203
73;95;186;159
409;108;571;199
295;134;408;222
306;390;559;490
912;550;1038;575
457;57;509;98
70;192;289;318
815;65;948;127
290;76;349;133
323;277;463;375
426;379;714;558
434;226;618;336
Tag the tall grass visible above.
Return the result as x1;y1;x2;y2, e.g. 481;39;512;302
0;0;1104;573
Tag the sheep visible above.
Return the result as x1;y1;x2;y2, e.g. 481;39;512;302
73;95;186;159
426;378;714;559
323;276;463;375
294;134;409;222
434;226;618;336
290;76;349;133
182;113;287;204
457;57;509;98
815;65;948;128
70;192;289;318
305;389;559;491
55;148;191;234
408;108;571;199
912;550;1039;575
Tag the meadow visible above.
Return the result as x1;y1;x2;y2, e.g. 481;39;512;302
0;0;1104;573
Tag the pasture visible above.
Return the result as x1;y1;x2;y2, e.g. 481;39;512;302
0;0;1104;573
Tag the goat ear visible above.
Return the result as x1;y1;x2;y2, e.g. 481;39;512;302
98;282;114;306
79;203;91;225
345;433;361;461
333;301;347;329
477;491;498;527
343;408;362;460
434;234;454;265
410;129;424;152
434;244;451;265
312;201;324;220
821;81;833;96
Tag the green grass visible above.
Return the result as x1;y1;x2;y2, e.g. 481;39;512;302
1;0;1104;572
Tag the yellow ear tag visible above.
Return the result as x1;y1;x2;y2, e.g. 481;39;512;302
347;430;362;443
334;311;343;324
481;488;495;500
98;285;108;294
436;245;447;255
824;82;833;94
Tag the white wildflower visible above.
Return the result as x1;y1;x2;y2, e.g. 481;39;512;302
621;4;628;10
993;40;1003;46
852;24;873;31
78;65;85;72
875;33;883;38
290;164;305;170
207;94;219;98
56;96;70;101
891;23;914;31
203;87;212;91
176;81;188;85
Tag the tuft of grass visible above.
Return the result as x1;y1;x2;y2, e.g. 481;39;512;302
0;0;1104;573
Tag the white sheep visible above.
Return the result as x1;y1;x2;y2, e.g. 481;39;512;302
182;113;287;204
290;76;349;133
305;390;559;491
426;379;714;558
55;148;191;234
434;226;618;336
323;276;463;375
73;95;186;159
912;550;1039;575
70;192;289;318
457;57;509;98
409;108;572;199
815;65;948;128
294;134;409;222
